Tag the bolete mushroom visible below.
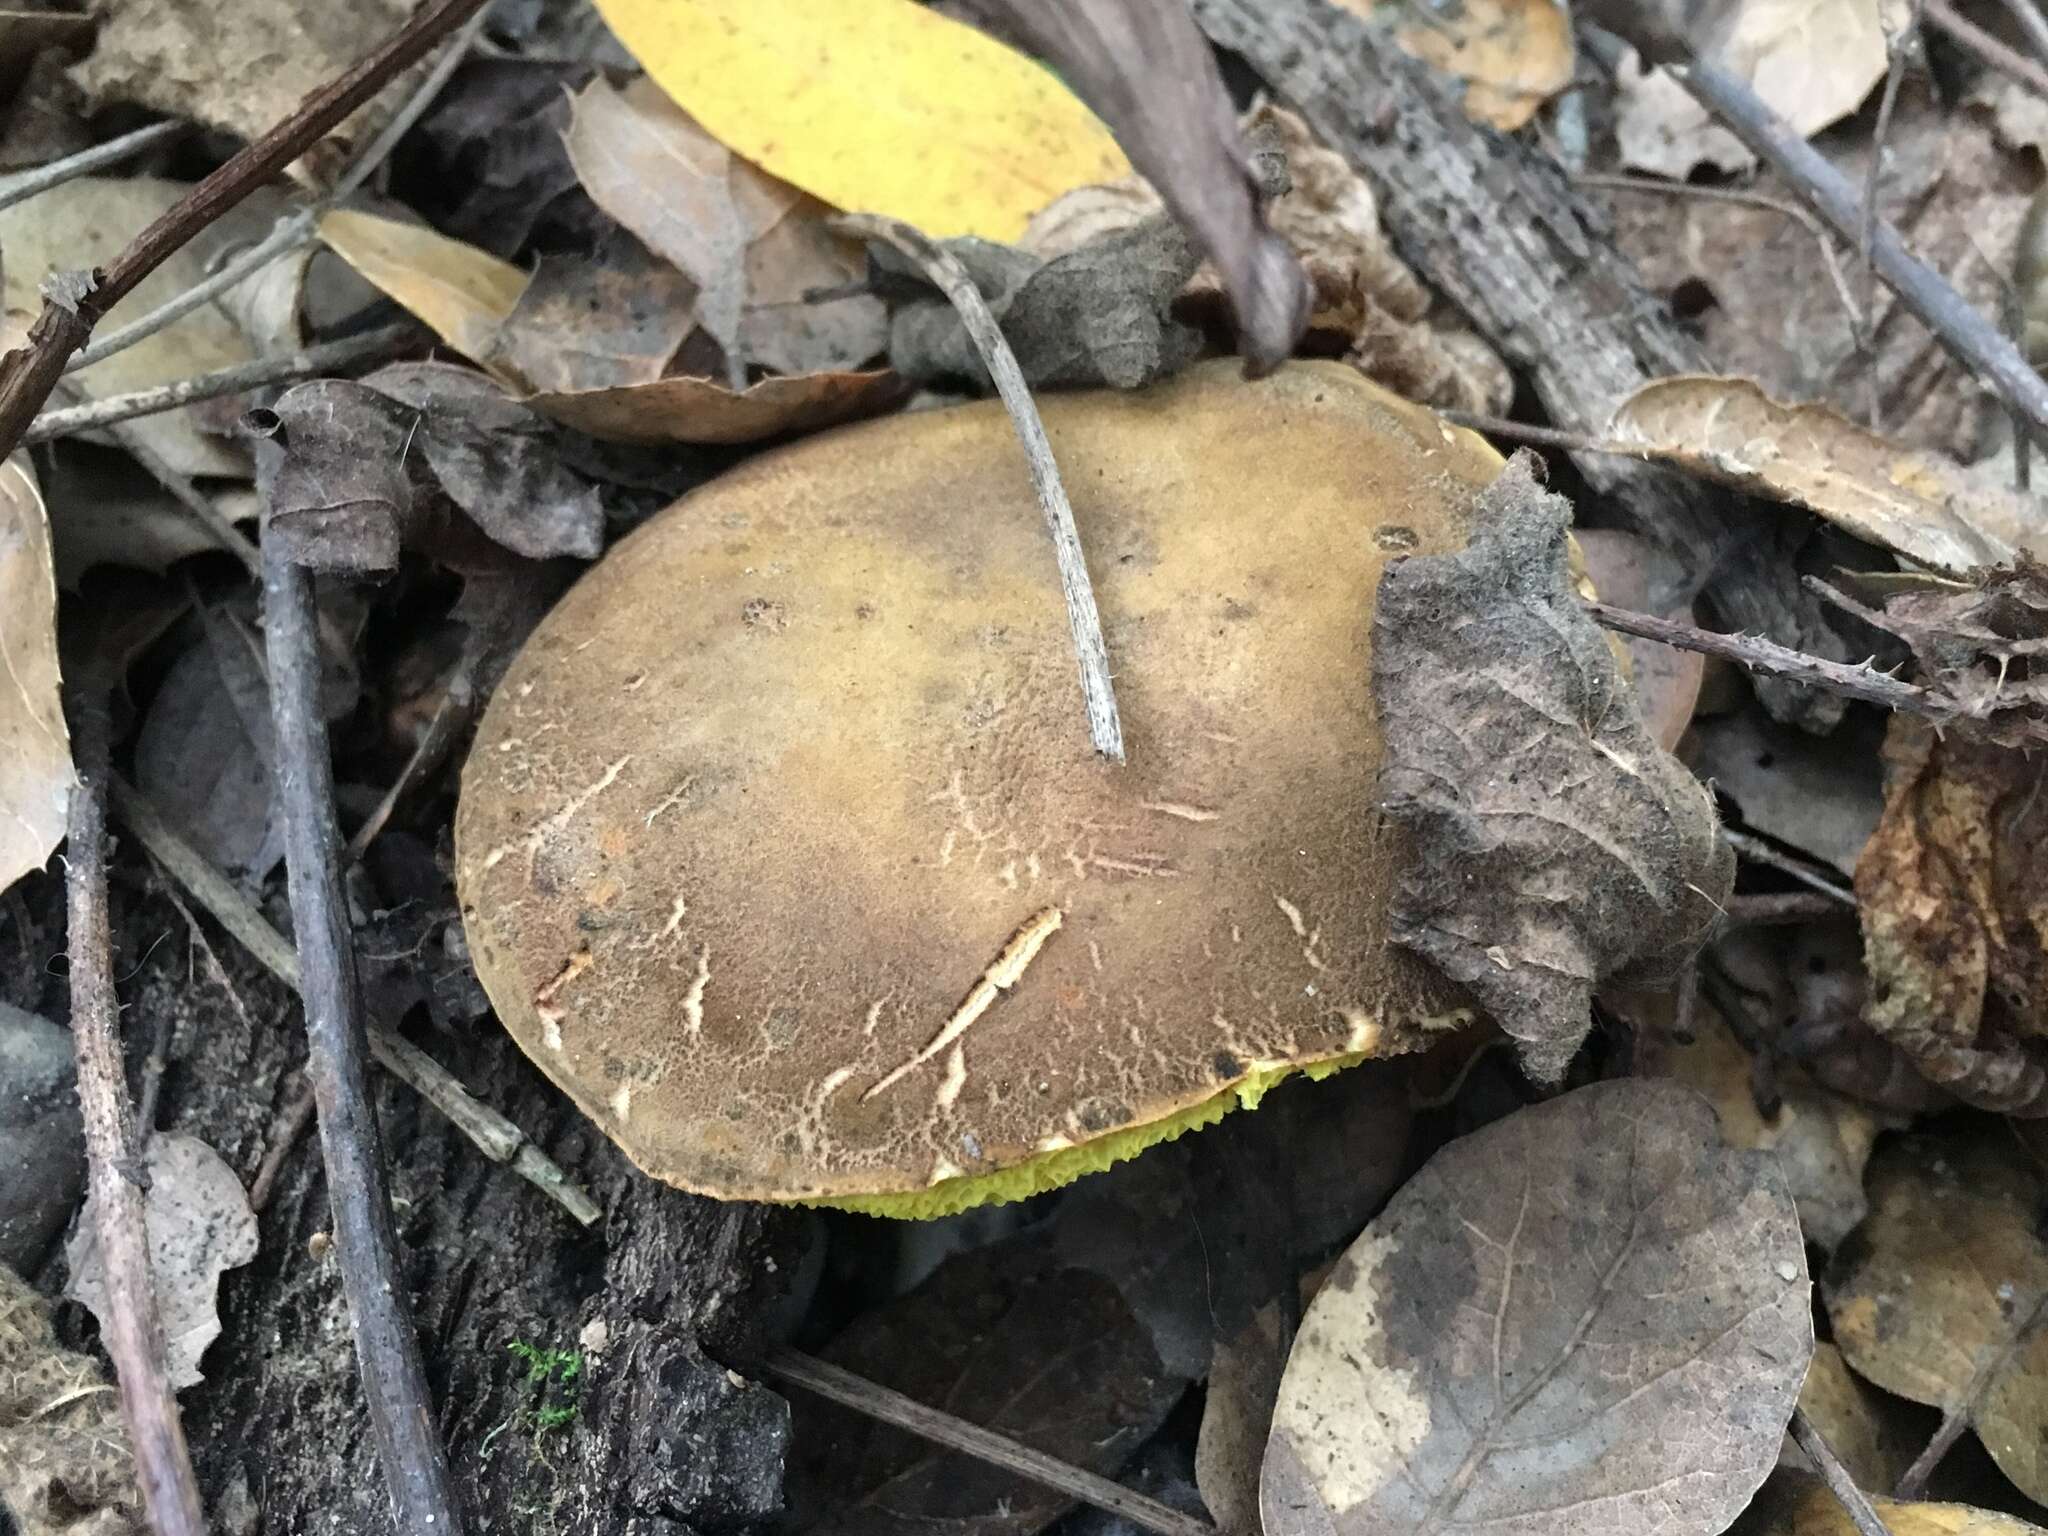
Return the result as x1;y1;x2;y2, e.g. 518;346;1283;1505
456;360;1504;1217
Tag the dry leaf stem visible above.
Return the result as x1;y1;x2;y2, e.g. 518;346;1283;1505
1657;43;2048;450
1924;0;2048;99
109;776;599;1224
834;213;1125;761
1790;1409;1895;1536
0;0;492;457
0;120;186;214
26;321;416;445
63;689;208;1536
262;541;466;1533
763;1348;1216;1536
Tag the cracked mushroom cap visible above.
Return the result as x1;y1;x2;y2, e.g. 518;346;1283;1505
456;360;1500;1217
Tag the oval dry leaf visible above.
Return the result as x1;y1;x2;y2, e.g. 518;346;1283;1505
524;369;905;446
1263;1079;1811;1536
318;208;528;374
1607;376;2028;576
1825;1131;2048;1502
588;0;1129;242
0;454;67;896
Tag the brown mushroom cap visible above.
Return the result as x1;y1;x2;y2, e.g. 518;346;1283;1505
456;360;1502;1215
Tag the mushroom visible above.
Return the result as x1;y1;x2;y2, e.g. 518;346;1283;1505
456;359;1504;1217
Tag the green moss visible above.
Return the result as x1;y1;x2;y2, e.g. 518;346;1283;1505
816;1052;1368;1220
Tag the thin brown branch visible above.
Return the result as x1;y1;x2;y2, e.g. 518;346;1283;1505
247;1075;317;1214
63;690;207;1536
1793;1408;1894;1536
763;1348;1216;1536
0;0;492;457
833;213;1125;761
346;649;479;866
1725;891;1847;925
1926;0;2048;99
262;542;465;1532
1658;41;2048;447
27;322;416;445
108;777;598;1224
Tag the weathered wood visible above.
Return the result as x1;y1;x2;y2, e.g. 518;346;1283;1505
1192;0;1850;729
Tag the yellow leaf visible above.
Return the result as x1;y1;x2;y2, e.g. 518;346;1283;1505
317;209;528;372
587;0;1131;241
1334;0;1573;131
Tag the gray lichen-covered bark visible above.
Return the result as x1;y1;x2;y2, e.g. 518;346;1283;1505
12;873;794;1535
1190;0;1850;731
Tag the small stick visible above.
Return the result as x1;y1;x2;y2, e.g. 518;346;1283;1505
1725;891;1846;925
1894;1292;2048;1498
28;322;416;444
1719;828;1859;908
1583;601;1949;717
1440;409;1649;458
109;777;599;1224
1991;0;2048;69
346;653;479;866
1860;0;1925;429
763;1348;1215;1536
833;213;1125;762
248;1075;318;1213
1925;0;2048;99
1663;44;2048;444
63;691;208;1536
1792;1408;1894;1536
0;0;493;454
263;542;465;1533
0;121;187;215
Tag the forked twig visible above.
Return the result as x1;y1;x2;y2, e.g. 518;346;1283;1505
63;691;207;1536
764;1348;1214;1536
832;213;1126;761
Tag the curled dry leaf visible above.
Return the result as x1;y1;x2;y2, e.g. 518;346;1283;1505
525;368;905;447
0;1263;139;1536
65;1133;259;1391
1824;1131;2048;1503
1264;1080;1811;1536
789;1230;1184;1535
1633;994;1896;1249
1854;716;2048;1114
589;0;1129;243
1335;0;1573;131
1739;1471;2048;1536
1607;376;2032;577
1371;454;1733;1083
0;178;257;478
0;452;64;898
317;208;529;376
562;75;885;381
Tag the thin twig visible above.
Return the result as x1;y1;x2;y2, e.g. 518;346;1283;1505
263;543;465;1534
1992;0;2048;69
1895;1291;2048;1498
28;322;416;444
1792;1408;1894;1536
145;871;257;1139
108;777;599;1224
1574;172;1861;335
763;1348;1216;1536
833;213;1125;761
63;690;207;1536
0;122;187;215
247;1075;318;1213
0;0;494;454
1860;0;1925;429
346;651;479;866
64;4;488;380
1725;891;1846;925
1925;0;2048;99
1663;44;2048;446
1583;601;1944;715
1719;828;1859;908
1440;409;1650;458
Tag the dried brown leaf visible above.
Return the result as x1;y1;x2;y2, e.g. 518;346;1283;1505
1736;1470;2048;1536
1371;454;1734;1082
0;1262;139;1536
962;0;1309;373
1825;1131;2048;1501
65;1133;258;1391
1264;1079;1811;1536
1608;376;2032;576
1197;1300;1289;1536
317;208;529;376
1854;716;2048;1112
489;244;697;396
1343;0;1574;131
789;1230;1185;1536
0;449;65;898
524;368;905;446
